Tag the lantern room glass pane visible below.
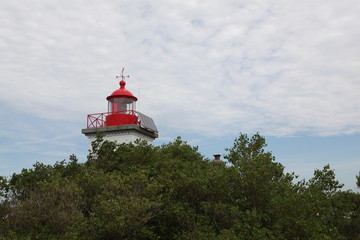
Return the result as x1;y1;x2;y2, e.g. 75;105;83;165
108;98;135;114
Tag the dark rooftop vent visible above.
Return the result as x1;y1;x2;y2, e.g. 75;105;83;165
213;154;222;164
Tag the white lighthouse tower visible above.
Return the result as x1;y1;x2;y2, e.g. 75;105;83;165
81;68;158;148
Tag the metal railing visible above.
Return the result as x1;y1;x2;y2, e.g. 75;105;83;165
86;110;136;128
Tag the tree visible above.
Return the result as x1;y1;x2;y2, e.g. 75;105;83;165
0;133;359;239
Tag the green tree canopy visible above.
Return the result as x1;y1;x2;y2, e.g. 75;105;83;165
0;133;359;239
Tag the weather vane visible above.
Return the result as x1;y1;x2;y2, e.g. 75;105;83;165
116;67;130;81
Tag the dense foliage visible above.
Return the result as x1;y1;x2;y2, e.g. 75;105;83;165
1;133;359;239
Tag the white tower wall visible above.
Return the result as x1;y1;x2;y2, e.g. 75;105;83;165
82;124;158;150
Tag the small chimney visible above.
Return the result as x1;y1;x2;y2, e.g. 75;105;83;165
213;154;222;164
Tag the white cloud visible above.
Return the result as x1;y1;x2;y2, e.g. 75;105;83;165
0;0;359;137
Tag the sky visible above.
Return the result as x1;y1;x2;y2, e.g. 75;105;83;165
0;0;359;190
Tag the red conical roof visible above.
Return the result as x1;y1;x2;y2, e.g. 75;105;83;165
106;79;138;101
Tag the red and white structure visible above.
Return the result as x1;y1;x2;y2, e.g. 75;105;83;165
82;68;158;148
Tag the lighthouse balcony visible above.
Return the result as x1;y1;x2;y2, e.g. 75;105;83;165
86;111;158;133
86;111;136;128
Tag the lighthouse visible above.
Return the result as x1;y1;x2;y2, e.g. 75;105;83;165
81;68;158;148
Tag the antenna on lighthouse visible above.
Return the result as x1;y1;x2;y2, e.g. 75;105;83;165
138;88;141;111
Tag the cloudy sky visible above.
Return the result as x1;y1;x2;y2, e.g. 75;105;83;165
1;0;359;189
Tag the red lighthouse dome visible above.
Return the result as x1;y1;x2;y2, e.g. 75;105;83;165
106;79;138;101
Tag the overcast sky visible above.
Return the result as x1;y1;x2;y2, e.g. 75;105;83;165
1;0;359;189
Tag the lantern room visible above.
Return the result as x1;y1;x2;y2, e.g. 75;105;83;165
105;79;138;126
